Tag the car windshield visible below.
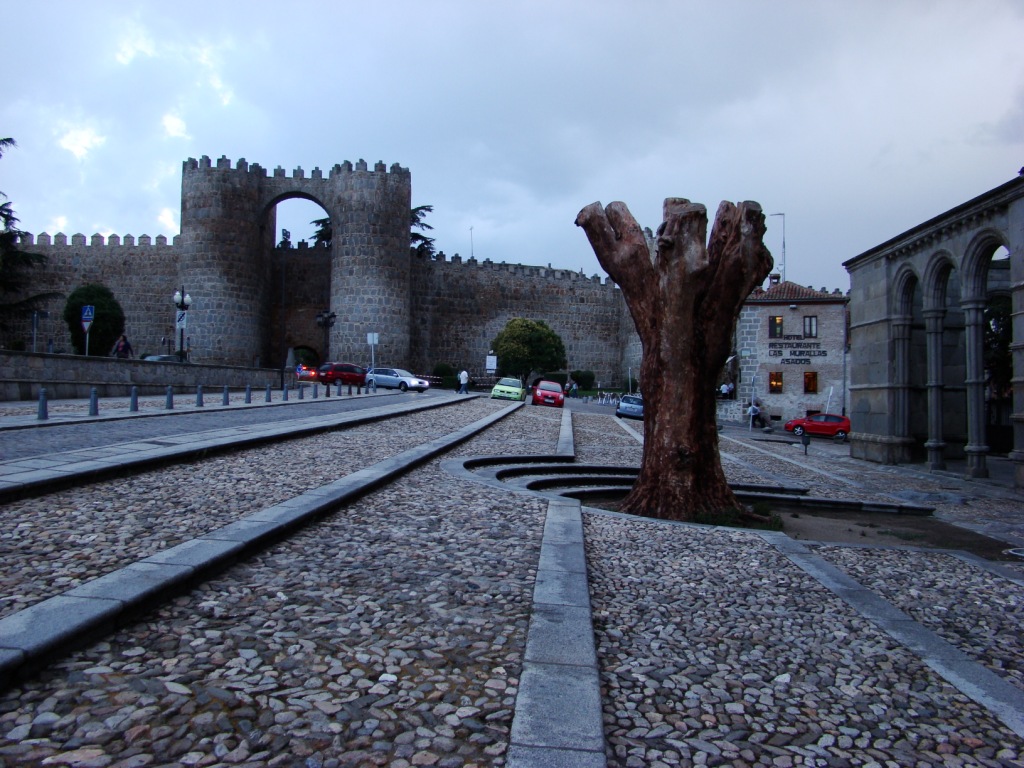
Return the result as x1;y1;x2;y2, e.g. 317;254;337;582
497;378;520;387
394;369;413;377
539;382;561;392
621;395;641;405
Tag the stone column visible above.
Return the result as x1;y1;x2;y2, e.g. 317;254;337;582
923;308;946;470
962;299;989;478
891;314;912;441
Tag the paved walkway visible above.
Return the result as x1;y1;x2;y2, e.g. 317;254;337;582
0;393;1021;765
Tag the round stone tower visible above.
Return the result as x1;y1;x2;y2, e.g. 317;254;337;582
324;160;412;367
179;156;273;366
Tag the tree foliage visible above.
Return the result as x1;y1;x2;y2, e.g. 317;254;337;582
491;318;567;381
0;137;60;330
62;284;125;356
984;293;1012;398
309;204;436;256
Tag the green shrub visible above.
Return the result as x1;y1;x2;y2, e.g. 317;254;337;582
62;284;125;356
570;370;596;390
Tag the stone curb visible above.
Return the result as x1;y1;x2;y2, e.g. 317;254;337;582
0;400;523;690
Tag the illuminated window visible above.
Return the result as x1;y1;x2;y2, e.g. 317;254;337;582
769;316;784;338
803;315;818;338
769;372;783;393
804;371;818;394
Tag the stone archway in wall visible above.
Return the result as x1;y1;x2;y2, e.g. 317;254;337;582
264;194;333;369
893;268;924;459
984;246;1013;453
961;234;1014;469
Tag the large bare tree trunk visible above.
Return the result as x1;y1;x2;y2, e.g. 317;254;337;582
575;198;772;522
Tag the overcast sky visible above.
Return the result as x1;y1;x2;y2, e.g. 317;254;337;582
3;1;1022;294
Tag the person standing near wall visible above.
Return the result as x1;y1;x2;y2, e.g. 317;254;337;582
111;334;134;359
458;369;469;394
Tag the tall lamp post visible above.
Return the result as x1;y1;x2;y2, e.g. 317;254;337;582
316;309;337;362
172;287;192;362
770;212;785;282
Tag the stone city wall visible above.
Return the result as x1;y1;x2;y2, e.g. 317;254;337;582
409;254;632;385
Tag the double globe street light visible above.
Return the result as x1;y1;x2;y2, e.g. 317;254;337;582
172;287;192;362
316;309;337;362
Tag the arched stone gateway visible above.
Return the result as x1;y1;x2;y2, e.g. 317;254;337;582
844;172;1024;489
180;156;412;367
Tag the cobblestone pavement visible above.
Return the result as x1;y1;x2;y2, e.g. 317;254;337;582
0;403;1022;766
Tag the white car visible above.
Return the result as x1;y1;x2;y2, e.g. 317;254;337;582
366;367;430;393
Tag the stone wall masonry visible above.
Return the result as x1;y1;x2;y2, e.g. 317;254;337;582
409;255;629;384
8;233;180;360
0;350;284;401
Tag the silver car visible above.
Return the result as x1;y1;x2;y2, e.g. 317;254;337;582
615;394;644;420
366;367;430;393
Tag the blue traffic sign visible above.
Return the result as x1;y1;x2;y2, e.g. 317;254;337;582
81;305;95;321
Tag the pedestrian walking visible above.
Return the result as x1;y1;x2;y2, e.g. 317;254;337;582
458;369;469;394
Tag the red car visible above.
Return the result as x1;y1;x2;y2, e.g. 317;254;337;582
318;362;367;387
784;413;851;440
531;380;565;408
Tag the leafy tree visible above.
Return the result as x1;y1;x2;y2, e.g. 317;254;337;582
62;284;125;356
491;318;567;381
577;197;772;523
570;369;596;390
410;205;435;257
310;204;434;255
984;293;1012;398
310;216;331;248
0;137;60;330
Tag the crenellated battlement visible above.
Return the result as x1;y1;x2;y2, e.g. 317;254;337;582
19;232;179;248
182;155;410;180
417;251;617;289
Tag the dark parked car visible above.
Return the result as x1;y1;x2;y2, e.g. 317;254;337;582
366;367;430;392
531;380;565;408
784;413;851;440
615;394;644;420
318;362;367;387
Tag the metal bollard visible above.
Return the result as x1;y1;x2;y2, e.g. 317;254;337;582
282;383;289;402
245;384;252;404
298;384;304;400
337;382;343;397
166;386;174;410
37;388;48;420
222;385;229;406
349;383;353;396
265;384;272;403
196;384;204;407
89;388;99;416
313;384;319;399
130;386;139;412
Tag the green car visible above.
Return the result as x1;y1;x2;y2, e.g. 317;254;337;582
490;376;526;401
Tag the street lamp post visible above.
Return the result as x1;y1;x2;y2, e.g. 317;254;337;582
770;212;785;282
172;286;192;362
316;309;337;362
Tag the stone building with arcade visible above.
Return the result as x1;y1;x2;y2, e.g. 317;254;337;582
844;172;1024;488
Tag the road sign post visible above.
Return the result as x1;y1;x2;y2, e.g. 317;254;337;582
81;305;95;356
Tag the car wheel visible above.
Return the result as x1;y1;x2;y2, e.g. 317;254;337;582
399;382;408;392
835;430;848;441
793;426;805;436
